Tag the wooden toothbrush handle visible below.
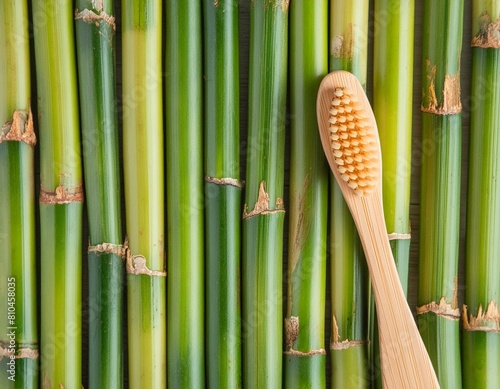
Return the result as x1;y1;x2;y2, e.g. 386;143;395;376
352;192;440;389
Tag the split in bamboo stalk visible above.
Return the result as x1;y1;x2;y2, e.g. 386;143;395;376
166;0;205;386
0;1;38;387
328;1;370;387
284;0;328;387
417;1;463;387
463;3;500;388
75;1;123;388
242;1;288;387
122;1;166;387
32;0;83;387
203;0;242;387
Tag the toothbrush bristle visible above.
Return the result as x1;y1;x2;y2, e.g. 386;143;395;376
328;87;378;196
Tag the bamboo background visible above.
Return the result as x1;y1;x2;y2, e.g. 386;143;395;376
18;0;474;386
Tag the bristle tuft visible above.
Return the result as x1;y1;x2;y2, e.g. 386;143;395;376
328;87;378;196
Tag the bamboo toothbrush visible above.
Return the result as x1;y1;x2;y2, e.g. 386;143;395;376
316;70;439;388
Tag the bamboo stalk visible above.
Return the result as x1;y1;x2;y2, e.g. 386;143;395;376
165;0;205;386
203;0;242;387
370;1;415;386
284;0;328;387
74;1;123;388
328;1;370;387
0;1;38;387
242;1;288;387
122;1;166;387
418;0;463;387
32;1;83;387
373;0;414;295
463;3;500;388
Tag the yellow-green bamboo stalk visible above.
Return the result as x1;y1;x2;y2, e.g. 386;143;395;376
32;0;83;387
371;1;415;386
418;1;464;387
0;1;38;387
329;1;370;387
463;3;500;388
122;1;166;387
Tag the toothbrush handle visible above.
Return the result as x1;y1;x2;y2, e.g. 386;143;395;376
350;191;440;389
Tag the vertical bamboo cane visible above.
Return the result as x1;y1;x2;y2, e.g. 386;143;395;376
284;0;328;387
0;1;38;387
166;0;205;386
75;1;123;387
32;0;83;387
371;1;415;386
463;3;500;388
418;1;464;387
122;1;166;387
203;0;242;387
242;1;288;387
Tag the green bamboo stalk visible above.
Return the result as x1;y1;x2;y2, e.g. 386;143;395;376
0;1;38;387
122;1;166;388
166;0;205;386
32;1;83;387
74;1;123;388
463;3;500;388
371;2;415;386
242;1;288;387
202;0;241;387
328;1;370;387
418;1;463;387
373;0;414;295
284;0;328;387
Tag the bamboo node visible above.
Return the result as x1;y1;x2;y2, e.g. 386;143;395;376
421;60;462;115
205;176;244;189
243;181;285;219
75;8;116;32
472;14;500;48
126;249;166;277
387;232;411;241
462;301;500;332
0;108;36;147
416;297;460;320
88;241;126;258
284;316;299;349
39;185;84;204
331;339;369;351
0;343;39;360
284;348;326;357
